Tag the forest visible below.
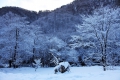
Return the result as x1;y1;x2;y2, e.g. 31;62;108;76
0;0;120;71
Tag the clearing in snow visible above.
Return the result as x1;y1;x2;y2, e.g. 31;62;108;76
0;66;120;80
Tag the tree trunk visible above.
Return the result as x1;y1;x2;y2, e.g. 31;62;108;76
13;28;19;68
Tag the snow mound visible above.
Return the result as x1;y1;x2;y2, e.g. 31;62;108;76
54;62;70;70
59;62;70;69
54;62;70;74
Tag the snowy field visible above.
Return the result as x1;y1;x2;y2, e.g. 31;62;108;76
0;66;120;80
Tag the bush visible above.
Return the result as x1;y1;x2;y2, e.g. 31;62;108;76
54;61;70;74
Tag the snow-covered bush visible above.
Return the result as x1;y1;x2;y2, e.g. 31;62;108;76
32;58;41;71
54;62;70;74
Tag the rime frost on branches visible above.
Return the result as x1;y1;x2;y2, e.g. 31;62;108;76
77;6;120;71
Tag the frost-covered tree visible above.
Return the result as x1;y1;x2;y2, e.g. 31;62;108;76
77;6;120;71
0;11;30;68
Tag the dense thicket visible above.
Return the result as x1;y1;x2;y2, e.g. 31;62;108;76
0;0;120;68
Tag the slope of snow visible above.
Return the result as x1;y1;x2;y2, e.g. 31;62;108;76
0;66;120;80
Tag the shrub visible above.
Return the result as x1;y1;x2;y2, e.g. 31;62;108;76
54;61;70;74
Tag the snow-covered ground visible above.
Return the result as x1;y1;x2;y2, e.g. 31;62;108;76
0;66;120;80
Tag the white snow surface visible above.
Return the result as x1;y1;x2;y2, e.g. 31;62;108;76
0;66;120;80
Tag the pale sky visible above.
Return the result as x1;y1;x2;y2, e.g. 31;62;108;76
0;0;74;12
